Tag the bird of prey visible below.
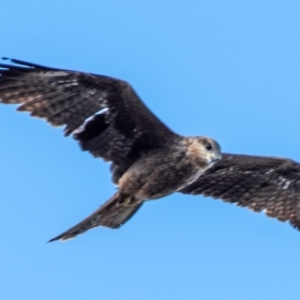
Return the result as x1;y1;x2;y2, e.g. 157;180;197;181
0;58;299;242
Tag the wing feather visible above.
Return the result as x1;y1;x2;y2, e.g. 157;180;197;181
180;153;300;230
0;58;178;182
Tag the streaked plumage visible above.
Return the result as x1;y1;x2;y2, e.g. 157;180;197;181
180;154;300;229
0;58;299;241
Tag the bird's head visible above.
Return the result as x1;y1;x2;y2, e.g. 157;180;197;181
186;136;222;169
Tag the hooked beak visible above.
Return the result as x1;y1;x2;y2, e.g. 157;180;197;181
207;153;222;164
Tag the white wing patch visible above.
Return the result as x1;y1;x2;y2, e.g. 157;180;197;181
73;107;109;135
276;176;291;190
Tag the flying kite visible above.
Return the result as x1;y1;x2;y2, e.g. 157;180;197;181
0;58;299;242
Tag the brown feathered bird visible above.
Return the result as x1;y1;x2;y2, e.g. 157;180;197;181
0;58;299;242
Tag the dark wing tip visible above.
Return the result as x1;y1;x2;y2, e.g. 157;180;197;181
1;57;56;70
1;57;32;66
289;216;300;231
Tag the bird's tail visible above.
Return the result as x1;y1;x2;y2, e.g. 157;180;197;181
48;192;143;242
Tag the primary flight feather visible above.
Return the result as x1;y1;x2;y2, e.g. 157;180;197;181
0;58;299;241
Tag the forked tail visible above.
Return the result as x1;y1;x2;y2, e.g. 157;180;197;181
48;192;143;242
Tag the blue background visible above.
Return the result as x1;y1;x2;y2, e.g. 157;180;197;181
1;1;300;299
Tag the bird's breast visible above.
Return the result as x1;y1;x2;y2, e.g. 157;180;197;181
119;146;206;200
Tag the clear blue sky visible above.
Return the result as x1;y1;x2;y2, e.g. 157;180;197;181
1;1;300;299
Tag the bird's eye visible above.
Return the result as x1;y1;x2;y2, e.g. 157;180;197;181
206;143;212;151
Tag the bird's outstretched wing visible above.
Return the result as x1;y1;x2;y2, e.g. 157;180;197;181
0;58;177;182
180;153;300;229
49;193;143;242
